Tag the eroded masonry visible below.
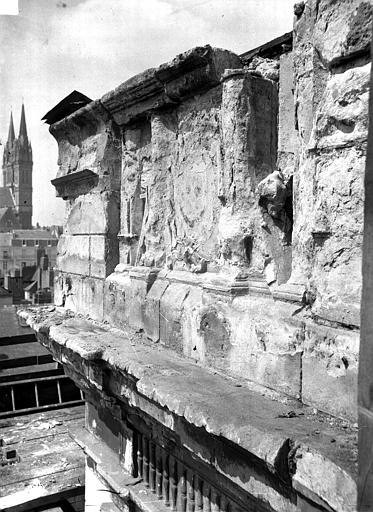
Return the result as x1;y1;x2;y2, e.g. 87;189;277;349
21;1;373;511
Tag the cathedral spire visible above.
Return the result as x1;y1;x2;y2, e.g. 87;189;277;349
18;103;28;140
7;111;15;144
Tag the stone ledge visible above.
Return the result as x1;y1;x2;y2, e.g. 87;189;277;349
19;306;357;512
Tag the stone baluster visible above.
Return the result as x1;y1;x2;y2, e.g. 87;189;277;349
149;441;156;493
142;435;149;487
162;450;170;506
220;495;229;512
202;482;212;512
195;475;203;511
187;468;195;511
210;487;220;512
169;455;178;511
178;461;187;512
155;444;163;499
136;432;143;479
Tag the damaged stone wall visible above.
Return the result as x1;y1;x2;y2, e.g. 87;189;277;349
50;100;121;319
117;70;278;275
48;0;372;423
291;0;372;418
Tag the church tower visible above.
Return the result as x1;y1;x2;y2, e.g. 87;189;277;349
2;111;15;190
2;104;33;229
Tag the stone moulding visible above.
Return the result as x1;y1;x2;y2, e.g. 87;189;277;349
49;99;111;147
111;264;304;302
101;45;243;125
19;306;357;512
272;283;306;304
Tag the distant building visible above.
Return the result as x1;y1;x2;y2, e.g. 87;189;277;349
1;105;33;230
0;229;58;279
0;103;60;304
24;252;54;304
0;230;58;304
0;286;12;307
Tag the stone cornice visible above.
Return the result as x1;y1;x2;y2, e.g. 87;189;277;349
48;47;242;133
49;99;112;145
101;46;242;125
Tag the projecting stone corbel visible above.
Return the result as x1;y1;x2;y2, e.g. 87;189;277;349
51;168;99;199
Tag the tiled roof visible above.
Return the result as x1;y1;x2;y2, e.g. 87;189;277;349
12;229;58;239
42;90;93;125
0;207;10;221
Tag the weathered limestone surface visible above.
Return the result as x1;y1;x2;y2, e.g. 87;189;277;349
293;2;370;317
291;0;371;419
246;56;280;82
45;38;368;421
302;322;359;420
31;23;372;510
219;70;279;277
359;14;373;511
54;272;105;321
49;97;121;320
103;266;304;397
313;0;372;67
20;307;358;512
278;51;297;170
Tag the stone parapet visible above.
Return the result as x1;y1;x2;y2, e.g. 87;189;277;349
19;306;357;512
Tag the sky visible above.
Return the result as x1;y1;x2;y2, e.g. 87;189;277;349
0;0;295;226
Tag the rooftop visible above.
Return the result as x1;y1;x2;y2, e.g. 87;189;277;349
0;406;85;511
12;229;58;239
240;30;293;62
0;306;33;339
42;90;93;125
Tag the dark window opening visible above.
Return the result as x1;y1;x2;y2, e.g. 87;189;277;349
0;388;13;412
37;380;59;406
283;176;293;245
14;383;37;410
243;235;253;264
59;379;82;402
